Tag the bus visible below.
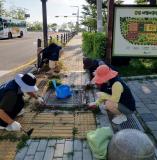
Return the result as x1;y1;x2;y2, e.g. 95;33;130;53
0;16;27;39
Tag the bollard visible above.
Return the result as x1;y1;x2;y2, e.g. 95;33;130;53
37;38;42;48
66;33;68;43
57;35;59;41
64;33;66;44
61;34;63;44
37;38;43;70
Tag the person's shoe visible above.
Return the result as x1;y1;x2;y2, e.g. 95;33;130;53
0;126;5;129
112;114;127;125
17;108;25;117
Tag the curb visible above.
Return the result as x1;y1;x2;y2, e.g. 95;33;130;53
122;74;157;81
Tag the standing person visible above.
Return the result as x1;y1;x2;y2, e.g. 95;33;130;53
0;73;44;131
89;65;136;124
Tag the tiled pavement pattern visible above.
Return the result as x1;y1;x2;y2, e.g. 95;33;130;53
0;141;17;160
2;33;157;159
15;139;95;160
127;79;157;140
15;111;96;139
15;35;109;160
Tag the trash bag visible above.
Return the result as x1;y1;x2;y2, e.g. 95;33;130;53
87;127;113;159
42;43;62;61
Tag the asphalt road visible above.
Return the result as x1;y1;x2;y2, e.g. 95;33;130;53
0;32;43;76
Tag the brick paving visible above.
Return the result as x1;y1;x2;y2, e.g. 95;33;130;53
127;79;157;141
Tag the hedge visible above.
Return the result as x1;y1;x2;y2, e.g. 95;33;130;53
82;32;107;59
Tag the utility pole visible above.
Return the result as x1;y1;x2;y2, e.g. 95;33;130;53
97;0;103;32
41;0;48;47
105;0;114;64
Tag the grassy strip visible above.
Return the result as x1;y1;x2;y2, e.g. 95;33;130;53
117;59;157;77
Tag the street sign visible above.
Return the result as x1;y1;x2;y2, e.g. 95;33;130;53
112;5;157;57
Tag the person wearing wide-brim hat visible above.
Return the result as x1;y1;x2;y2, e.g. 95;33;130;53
88;65;136;124
0;73;44;131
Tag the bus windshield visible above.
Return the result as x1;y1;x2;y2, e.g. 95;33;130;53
0;18;3;31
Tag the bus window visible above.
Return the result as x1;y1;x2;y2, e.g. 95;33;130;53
4;22;8;28
0;19;3;31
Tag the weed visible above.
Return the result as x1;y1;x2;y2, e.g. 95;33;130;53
16;135;30;151
72;127;78;136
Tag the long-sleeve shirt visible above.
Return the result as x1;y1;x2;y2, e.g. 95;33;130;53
96;82;124;106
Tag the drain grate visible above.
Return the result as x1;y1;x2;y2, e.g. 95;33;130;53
44;89;95;108
117;114;144;132
37;79;47;89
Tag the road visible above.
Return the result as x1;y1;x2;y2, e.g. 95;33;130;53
0;32;42;77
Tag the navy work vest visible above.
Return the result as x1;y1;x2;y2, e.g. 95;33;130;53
0;80;19;101
100;77;136;111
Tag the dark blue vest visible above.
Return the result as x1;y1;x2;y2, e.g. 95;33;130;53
0;80;19;101
100;77;136;111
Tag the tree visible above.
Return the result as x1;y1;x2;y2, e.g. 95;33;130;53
0;0;6;16
134;0;149;4
48;23;57;31
9;7;26;20
27;21;42;31
67;22;75;32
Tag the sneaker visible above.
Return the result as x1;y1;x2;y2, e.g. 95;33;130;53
112;114;127;125
0;126;5;130
17;108;25;117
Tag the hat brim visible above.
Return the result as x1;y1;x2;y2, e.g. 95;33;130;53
15;74;38;93
92;69;118;84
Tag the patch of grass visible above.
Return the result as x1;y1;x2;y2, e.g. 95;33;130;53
16;135;30;151
72;127;78;136
117;59;157;77
0;132;18;141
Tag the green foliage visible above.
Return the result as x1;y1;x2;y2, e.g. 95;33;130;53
47;79;62;89
135;0;148;4
27;21;42;31
16;135;29;151
48;36;63;47
82;32;95;58
82;32;106;59
117;59;157;77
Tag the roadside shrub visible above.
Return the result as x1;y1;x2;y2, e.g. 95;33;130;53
82;32;107;59
82;32;95;58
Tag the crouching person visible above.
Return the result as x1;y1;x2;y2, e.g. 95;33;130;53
0;73;44;131
89;65;136;125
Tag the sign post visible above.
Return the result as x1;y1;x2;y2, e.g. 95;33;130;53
41;0;48;48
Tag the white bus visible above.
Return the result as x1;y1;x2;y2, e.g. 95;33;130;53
0;16;27;39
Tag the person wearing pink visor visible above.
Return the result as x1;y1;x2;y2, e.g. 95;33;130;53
89;65;136;125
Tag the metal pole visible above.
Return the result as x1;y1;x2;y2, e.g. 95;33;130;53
97;0;103;32
105;0;114;64
41;0;48;48
77;7;79;33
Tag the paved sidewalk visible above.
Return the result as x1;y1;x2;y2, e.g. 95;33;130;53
128;80;157;141
2;33;157;160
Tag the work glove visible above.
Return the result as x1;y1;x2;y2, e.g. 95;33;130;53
96;92;104;98
37;97;44;104
99;104;106;114
6;121;21;131
88;102;97;109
